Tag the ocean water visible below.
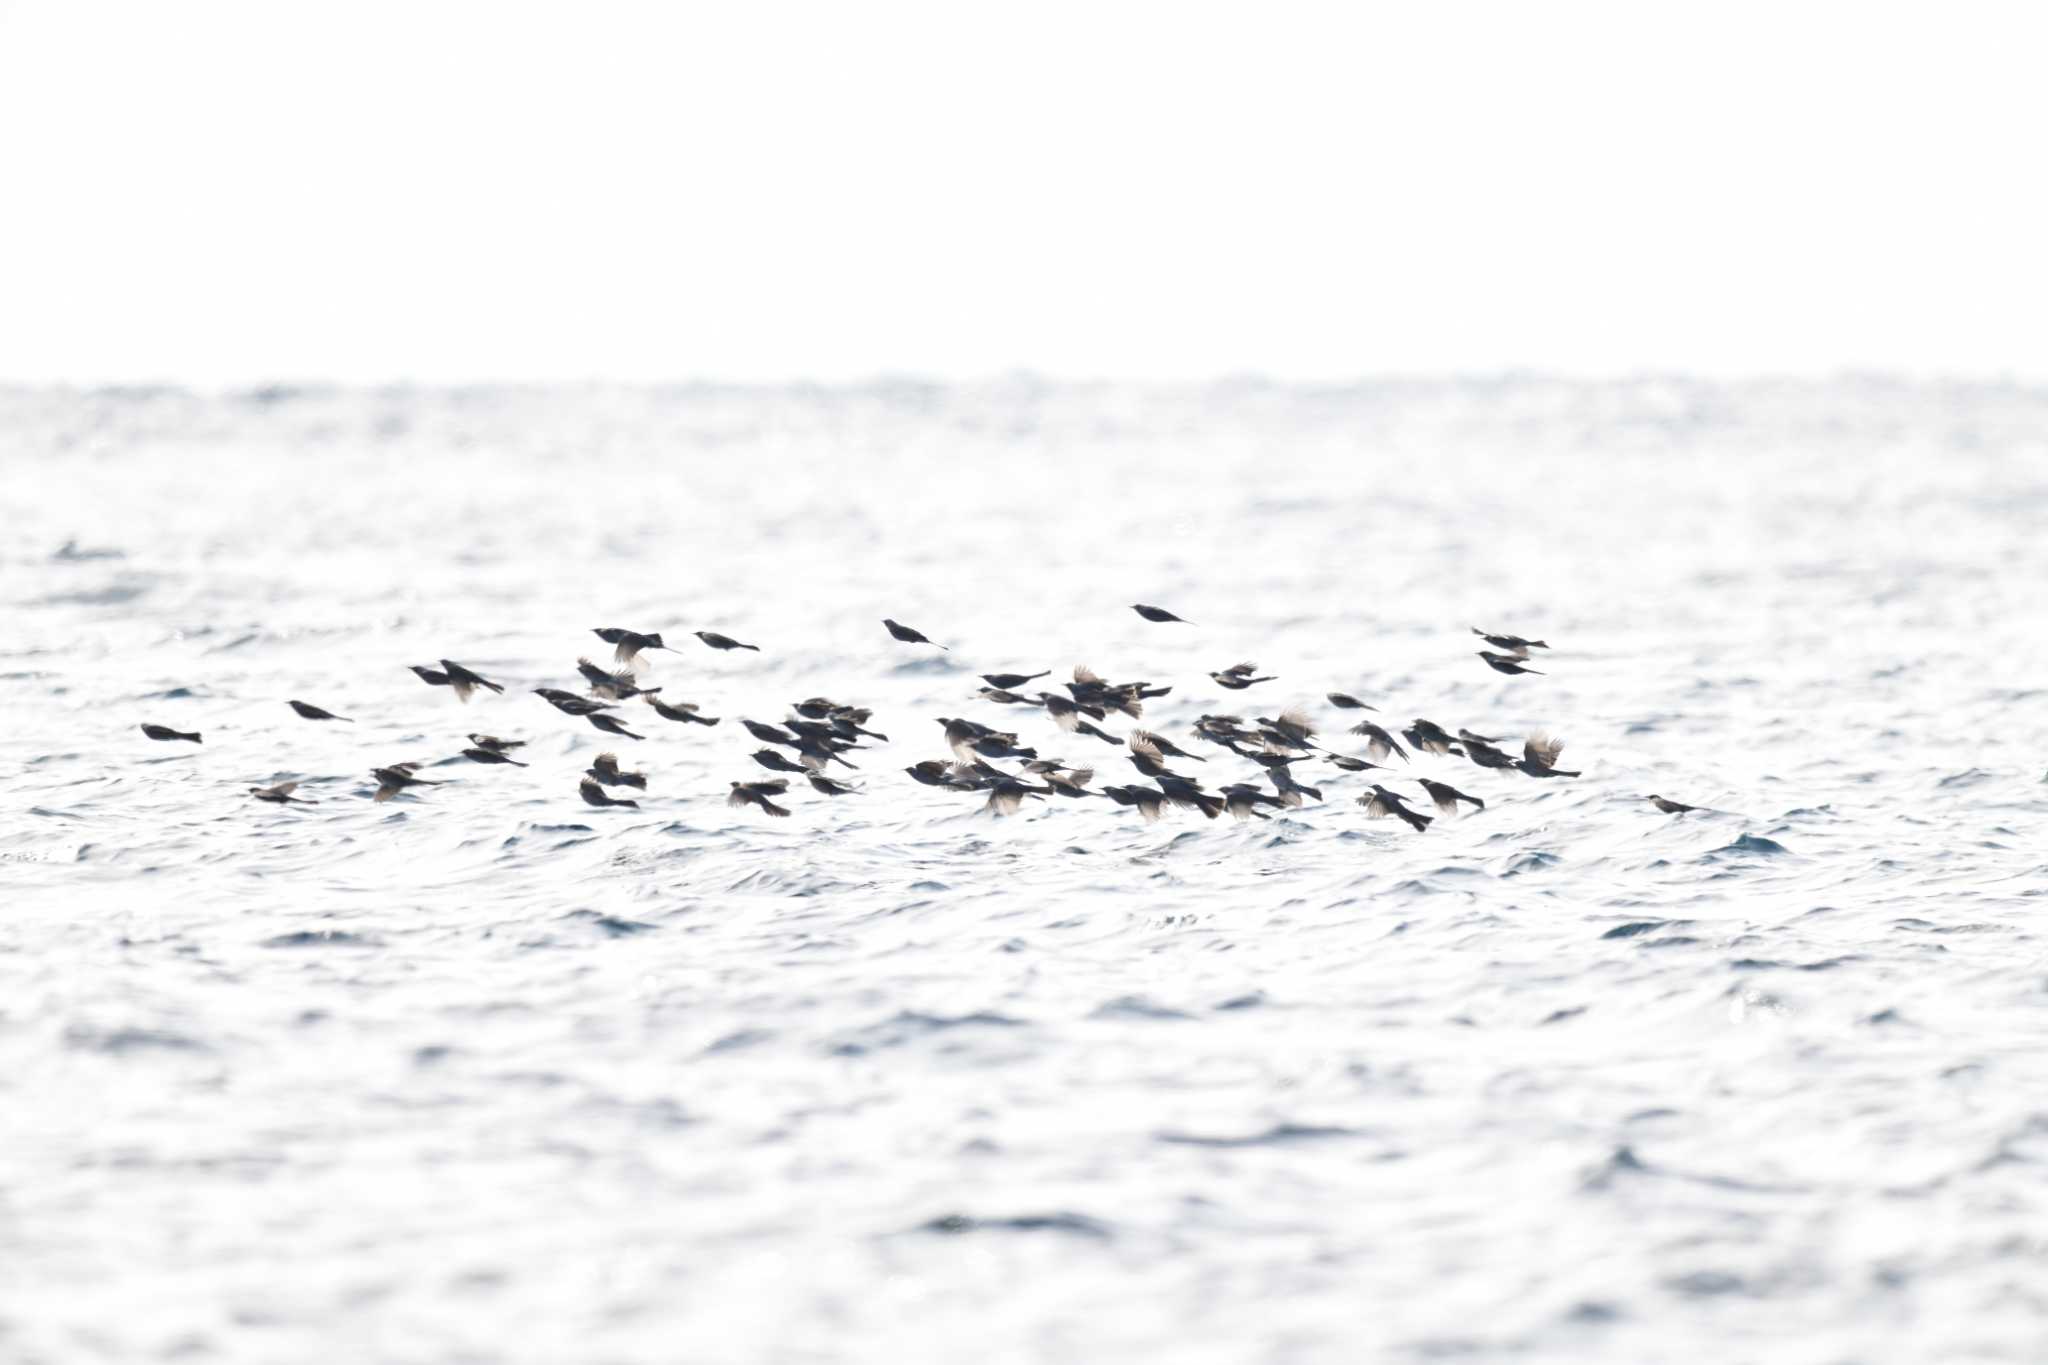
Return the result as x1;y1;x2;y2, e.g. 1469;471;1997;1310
4;378;2048;1363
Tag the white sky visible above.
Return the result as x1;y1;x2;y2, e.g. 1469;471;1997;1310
2;0;2044;384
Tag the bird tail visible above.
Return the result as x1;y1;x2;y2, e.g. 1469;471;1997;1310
1401;809;1433;832
763;798;791;817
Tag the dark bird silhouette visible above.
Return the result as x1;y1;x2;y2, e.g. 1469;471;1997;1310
409;665;452;691
1222;783;1284;820
729;780;791;817
1407;719;1462;756
1210;662;1275;690
1132;603;1191;624
1478;651;1545;676
982;773;1050;817
906;760;971;789
533;687;615;716
1647;794;1699;814
940;718;1036;763
1472;627;1549;658
467;733;524;753
1324;754;1389;773
1130;729;1204;763
462;747;528;766
1254;708;1320;751
646;696;719;726
1461;739;1519;770
587;712;644;740
743;718;804;749
1102;784;1168;822
752;748;810;774
141;723;201;743
1457;728;1506;747
1348;720;1408;763
1075;720;1124;747
579;775;639;809
1266;765;1323;807
1326;692;1378;712
249;781;309;804
808;773;860;796
978;687;1037;706
1040;767;1095;798
981;671;1048;690
1516;732;1580;778
694;631;759;652
587;752;646;789
1154;772;1224;819
883;619;947;650
372;766;443;802
578;657;661;700
438;660;505;701
593;628;675;670
1360;784;1432;833
288;700;352;722
1416;778;1485;815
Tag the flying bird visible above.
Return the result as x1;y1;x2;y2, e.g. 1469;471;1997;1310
883;619;948;649
1210;662;1276;690
1326;692;1378;711
1647;794;1699;814
694;631;760;652
586;712;644;740
981;671;1048;690
1416;778;1485;815
438;660;505;701
249;781;309;805
1131;603;1191;624
1360;784;1432;833
729;780;792;816
467;733;524;753
140;723;201;743
1478;651;1545;676
1471;627;1550;658
288;700;352;722
372;766;443;802
1347;720;1408;763
808;773;860;796
579;775;639;809
1516;732;1581;778
586;752;647;789
592;628;675;670
461;747;527;766
646;696;719;726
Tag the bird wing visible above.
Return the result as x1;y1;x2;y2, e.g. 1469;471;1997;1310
1524;732;1564;769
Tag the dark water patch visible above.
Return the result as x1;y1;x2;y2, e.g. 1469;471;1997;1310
1580;1144;1652;1191
561;909;658;936
916;1211;1112;1240
830;1010;1028;1056
1730;956;1859;972
1214;991;1266;1011
205;631;263;653
1703;833;1792;859
138;686;201;700
1601;920;1679;939
1091;995;1193;1022
1666;1270;1750;1298
53;539;125;561
705;1028;775;1054
1503;851;1560;875
64;1024;209;1055
1155;1122;1364;1149
1540;1005;1588;1025
413;1044;460;1066
36;580;154;607
261;929;383;948
1937;768;1995;790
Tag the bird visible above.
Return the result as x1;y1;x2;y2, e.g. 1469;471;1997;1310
743;718;804;749
249;781;309;804
1360;784;1432;833
883;618;947;649
372;766;443;802
533;688;615;716
1129;729;1204;763
1478;651;1545;676
1457;728;1506;747
1102;784;1168;822
1254;708;1320;751
1326;692;1378;711
438;660;505;701
1210;662;1276;690
808;773;860;796
1647;794;1699;814
978;687;1037;705
1407;720;1462;756
409;665;453;691
592;628;676;670
586;752;646;789
1266;765;1323;807
1324;754;1389;773
1075;720;1124;747
694;631;759;652
752;748;810;774
577;657;660;700
579;775;639;810
1516;732;1581;778
1040;767;1095;798
288;700;352;722
728;780;791;816
905;760;963;789
1461;739;1519;770
646;696;719;726
1132;603;1191;624
1348;720;1408;763
1155;772;1224;819
982;773;1050;816
467;733;524;753
587;712;644;739
981;671;1048;690
140;723;201;743
1221;783;1284;820
1472;627;1549;658
461;747;528;766
1416;778;1485;815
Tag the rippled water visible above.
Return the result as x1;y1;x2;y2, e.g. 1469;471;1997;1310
6;379;2048;1362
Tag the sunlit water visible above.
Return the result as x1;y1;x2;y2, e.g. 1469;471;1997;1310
5;379;2048;1362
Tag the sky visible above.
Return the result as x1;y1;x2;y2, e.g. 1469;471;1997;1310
2;0;2045;385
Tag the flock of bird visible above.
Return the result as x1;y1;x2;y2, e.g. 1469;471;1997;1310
136;605;1703;827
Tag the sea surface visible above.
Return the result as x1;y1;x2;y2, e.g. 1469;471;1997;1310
4;378;2048;1363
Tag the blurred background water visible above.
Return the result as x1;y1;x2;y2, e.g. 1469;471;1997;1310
4;378;2048;1362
